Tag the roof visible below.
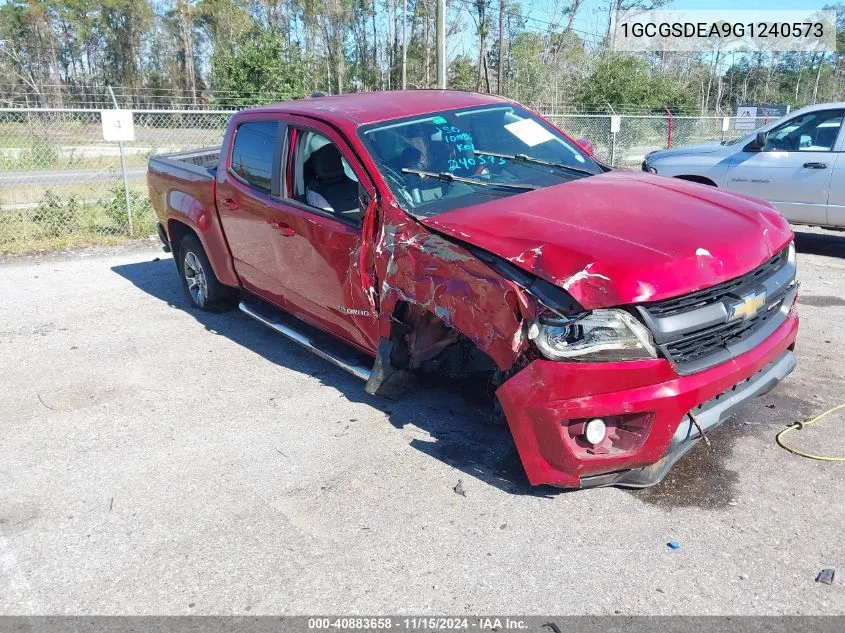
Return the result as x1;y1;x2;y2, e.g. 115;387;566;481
247;90;510;127
790;101;845;115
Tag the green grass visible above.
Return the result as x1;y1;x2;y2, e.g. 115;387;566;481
0;185;158;255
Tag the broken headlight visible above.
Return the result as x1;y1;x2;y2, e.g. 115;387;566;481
528;309;657;361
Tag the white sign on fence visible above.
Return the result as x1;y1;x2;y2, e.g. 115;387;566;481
101;109;135;142
735;106;758;130
610;115;621;134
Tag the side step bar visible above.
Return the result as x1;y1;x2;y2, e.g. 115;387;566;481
238;300;373;381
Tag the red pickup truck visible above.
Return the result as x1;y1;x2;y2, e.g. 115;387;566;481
147;90;799;489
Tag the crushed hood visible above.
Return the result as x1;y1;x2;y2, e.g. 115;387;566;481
420;171;793;309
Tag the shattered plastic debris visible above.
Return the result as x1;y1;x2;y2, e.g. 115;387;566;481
453;479;466;497
817;568;835;585
667;540;681;550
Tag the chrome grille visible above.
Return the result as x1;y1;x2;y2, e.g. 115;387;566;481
646;248;789;318
638;245;796;375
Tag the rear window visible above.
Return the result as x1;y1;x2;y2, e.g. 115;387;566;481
230;121;277;192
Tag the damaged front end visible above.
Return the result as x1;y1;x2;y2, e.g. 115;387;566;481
361;201;798;490
362;203;539;402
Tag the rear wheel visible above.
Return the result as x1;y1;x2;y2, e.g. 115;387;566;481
178;234;236;312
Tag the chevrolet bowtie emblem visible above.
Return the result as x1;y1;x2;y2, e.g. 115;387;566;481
730;291;767;320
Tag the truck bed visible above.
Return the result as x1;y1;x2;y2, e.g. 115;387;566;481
148;147;220;179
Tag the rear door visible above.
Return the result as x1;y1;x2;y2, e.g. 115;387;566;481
725;109;844;225
215;115;287;296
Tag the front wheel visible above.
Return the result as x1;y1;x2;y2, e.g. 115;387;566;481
178;234;236;312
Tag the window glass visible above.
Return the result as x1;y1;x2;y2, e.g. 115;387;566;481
230;121;277;192
357;105;601;218
291;129;361;220
764;111;843;152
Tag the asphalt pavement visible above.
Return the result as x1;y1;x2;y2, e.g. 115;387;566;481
0;230;843;615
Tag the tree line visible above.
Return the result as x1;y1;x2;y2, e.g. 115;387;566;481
0;0;843;114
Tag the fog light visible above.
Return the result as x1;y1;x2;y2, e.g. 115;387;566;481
584;418;607;445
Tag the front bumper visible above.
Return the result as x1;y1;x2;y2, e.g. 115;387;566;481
496;309;799;489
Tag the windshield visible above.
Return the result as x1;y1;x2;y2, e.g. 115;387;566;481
357;104;602;217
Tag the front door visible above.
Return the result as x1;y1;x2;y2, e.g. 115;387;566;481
824;141;845;228
725;109;844;225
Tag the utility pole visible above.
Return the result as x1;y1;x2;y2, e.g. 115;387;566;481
402;0;407;89
436;0;446;88
498;0;505;94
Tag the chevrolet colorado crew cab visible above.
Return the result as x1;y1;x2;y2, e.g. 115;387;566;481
147;90;799;489
643;101;845;229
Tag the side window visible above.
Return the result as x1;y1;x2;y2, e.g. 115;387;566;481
764;111;844;152
289;129;361;221
230;121;278;193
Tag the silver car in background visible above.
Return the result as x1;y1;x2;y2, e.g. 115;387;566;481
642;102;845;229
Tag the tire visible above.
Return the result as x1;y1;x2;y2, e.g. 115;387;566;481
177;234;237;312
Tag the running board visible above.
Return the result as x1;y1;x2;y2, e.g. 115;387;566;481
238;300;373;381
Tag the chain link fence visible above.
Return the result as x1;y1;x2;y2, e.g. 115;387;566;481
541;112;770;167
0;106;769;254
0;108;231;254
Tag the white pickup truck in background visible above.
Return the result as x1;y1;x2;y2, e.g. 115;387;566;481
642;102;845;230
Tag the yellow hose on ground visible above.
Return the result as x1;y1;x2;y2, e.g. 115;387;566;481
776;402;845;462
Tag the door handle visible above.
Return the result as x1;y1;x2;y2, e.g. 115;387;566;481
803;162;828;169
220;197;238;210
269;221;295;237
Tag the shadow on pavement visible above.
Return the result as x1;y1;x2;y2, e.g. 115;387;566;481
111;256;556;498
793;228;845;259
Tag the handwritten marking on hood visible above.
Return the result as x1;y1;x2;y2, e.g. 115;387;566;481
696;248;713;258
562;263;611;290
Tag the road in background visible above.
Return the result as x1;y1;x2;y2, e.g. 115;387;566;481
0;168;146;187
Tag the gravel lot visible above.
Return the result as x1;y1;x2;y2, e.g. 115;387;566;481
1;229;844;615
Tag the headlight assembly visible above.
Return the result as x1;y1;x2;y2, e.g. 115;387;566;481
528;309;657;361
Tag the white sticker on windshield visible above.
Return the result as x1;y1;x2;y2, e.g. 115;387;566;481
504;118;556;147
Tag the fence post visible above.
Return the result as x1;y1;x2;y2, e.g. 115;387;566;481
664;106;673;148
609;115;620;166
107;86;134;236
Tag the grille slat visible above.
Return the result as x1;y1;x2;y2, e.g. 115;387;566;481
643;248;794;373
645;249;789;318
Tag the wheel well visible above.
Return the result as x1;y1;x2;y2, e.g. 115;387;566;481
365;301;511;419
675;174;717;187
167;219;198;260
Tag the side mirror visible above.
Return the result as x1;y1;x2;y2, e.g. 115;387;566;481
576;137;594;157
748;130;768;152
